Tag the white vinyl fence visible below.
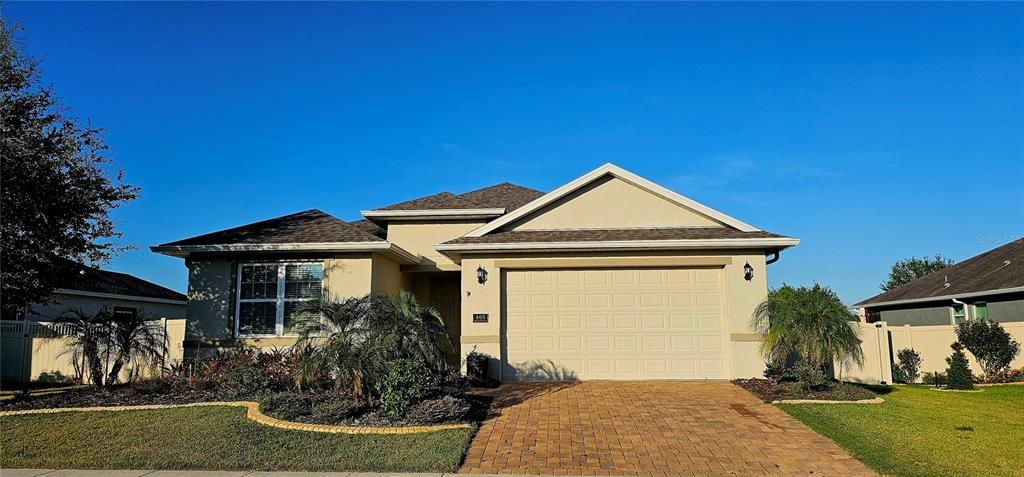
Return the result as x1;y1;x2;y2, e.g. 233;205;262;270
835;320;1024;384
0;319;186;383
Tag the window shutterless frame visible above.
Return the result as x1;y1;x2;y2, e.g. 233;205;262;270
234;261;324;338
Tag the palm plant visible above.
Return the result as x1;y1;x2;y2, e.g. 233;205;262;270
751;284;864;372
370;291;452;373
291;294;374;397
291;292;453;400
105;308;167;384
51;307;110;387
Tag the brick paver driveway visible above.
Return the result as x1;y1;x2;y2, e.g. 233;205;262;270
461;381;874;476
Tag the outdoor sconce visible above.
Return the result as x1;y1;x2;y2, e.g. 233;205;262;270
476;265;488;285
743;262;754;282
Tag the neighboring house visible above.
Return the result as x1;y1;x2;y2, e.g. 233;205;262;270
855;238;1024;326
152;163;798;381
25;260;187;322
847;238;1024;382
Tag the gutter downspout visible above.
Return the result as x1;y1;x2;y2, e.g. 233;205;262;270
765;251;781;265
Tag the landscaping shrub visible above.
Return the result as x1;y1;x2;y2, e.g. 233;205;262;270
423;368;470;399
309;397;364;424
405;395;471;424
764;361;787;382
955;320;1021;380
792;360;832;391
260;392;314;421
378;357;429;420
922;371;946;386
891;363;908;384
895;348;923;383
945;342;975;390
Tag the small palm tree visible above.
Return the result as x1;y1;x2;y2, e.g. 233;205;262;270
751;284;864;371
291;292;453;399
370;291;452;373
52;307;110;387
105;308;167;384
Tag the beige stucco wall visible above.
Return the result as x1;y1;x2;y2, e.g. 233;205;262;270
183;253;391;350
456;250;771;380
386;221;485;270
504;176;723;231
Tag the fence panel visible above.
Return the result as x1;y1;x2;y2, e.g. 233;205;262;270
835;321;893;385
0;319;186;383
889;322;1024;381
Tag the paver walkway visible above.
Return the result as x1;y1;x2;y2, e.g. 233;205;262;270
461;381;876;476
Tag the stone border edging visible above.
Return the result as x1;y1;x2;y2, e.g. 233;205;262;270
0;401;472;435
772;397;884;404
929;387;983;393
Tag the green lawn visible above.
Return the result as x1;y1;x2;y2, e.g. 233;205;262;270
1;406;474;472
779;384;1024;477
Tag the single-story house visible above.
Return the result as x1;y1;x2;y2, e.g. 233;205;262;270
24;260;187;322
851;238;1024;380
152;163;798;381
855;238;1024;326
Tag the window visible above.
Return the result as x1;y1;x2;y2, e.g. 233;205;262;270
952;304;966;325
236;262;323;336
113;306;138;320
975;302;988;321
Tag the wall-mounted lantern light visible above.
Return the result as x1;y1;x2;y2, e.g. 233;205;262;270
743;262;754;281
476;265;488;285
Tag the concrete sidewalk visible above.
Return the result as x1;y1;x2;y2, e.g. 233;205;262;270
2;471;607;477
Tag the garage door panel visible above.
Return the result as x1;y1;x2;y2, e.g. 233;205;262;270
504;268;726;381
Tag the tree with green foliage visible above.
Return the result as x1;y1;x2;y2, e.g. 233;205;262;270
956;319;1020;380
1;21;139;318
751;284;865;374
895;348;923;383
945;342;975;390
880;255;954;292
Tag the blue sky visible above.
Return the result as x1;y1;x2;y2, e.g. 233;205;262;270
6;2;1022;304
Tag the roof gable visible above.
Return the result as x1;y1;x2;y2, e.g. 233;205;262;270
464;163;760;238
856;238;1024;307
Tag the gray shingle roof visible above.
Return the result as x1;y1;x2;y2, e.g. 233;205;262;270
856;238;1024;307
442;227;787;245
373;182;545;212
56;259;186;301
158;209;384;247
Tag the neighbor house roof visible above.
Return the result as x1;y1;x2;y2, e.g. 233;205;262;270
157;209;385;246
856;238;1024;308
56;259;186;302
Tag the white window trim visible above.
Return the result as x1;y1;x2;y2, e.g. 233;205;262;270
234;261;324;338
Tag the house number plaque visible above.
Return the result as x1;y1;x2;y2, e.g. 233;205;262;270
473;314;489;323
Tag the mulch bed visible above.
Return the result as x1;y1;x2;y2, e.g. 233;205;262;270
0;386;229;411
733;378;886;402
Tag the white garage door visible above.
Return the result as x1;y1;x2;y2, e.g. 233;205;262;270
503;268;726;381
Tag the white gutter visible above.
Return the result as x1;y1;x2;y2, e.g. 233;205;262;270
856;286;1024;309
361;208;505;221
150;242;420;264
54;289;187;305
435;237;800;253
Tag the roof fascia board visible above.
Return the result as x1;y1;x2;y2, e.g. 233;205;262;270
463;163;760;238
435;237;799;253
150;242;420;264
856;286;1024;309
361;208;505;221
54;289;187;305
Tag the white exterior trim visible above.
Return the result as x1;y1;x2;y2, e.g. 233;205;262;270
857;286;1024;309
151;242;420;264
464;163;761;238
361;208;505;221
435;237;800;253
54;289;187;305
